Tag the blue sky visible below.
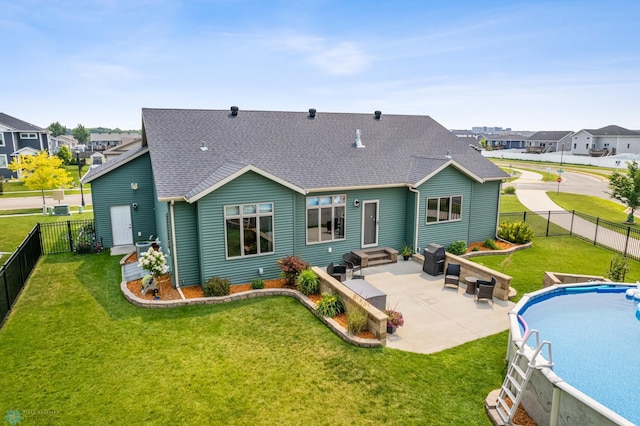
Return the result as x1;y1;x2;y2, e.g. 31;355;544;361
4;0;640;131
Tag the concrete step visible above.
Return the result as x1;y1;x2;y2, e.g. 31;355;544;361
368;258;395;267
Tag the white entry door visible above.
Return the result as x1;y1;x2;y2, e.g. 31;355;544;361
362;200;379;247
110;205;133;246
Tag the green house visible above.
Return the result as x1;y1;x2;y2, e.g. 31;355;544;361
82;107;509;288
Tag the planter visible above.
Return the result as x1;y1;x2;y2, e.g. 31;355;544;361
402;255;410;261
387;324;397;334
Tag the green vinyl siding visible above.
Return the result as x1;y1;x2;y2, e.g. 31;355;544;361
197;171;295;285
469;180;501;243
89;153;156;248
293;187;408;268
417;167;472;249
172;202;201;286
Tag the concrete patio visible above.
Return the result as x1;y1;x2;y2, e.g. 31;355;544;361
359;260;515;354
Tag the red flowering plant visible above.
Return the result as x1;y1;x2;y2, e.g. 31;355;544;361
384;309;405;328
277;255;310;286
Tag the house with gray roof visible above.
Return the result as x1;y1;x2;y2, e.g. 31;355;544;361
0;113;50;179
569;125;640;156
82;107;510;288
525;131;573;153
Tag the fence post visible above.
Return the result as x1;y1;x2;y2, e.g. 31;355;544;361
570;210;575;236
523;211;527;222
594;218;599;245
67;221;74;253
2;266;9;317
625;226;631;256
546;211;551;237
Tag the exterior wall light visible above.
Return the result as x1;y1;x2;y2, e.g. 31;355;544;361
131;182;138;190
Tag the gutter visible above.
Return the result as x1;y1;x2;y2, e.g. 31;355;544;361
169;200;180;288
408;187;420;253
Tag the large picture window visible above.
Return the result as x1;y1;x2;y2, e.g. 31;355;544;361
306;195;346;243
426;196;462;223
224;202;274;258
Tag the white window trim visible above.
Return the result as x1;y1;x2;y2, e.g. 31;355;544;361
0;154;7;169
426;195;463;224
361;199;379;248
223;202;275;259
0;133;4;147
20;132;38;139
305;194;347;245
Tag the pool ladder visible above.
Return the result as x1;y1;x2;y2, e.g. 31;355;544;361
496;329;553;425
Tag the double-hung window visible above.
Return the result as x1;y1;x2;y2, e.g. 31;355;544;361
0;154;7;169
426;196;462;223
224;202;274;258
306;195;346;243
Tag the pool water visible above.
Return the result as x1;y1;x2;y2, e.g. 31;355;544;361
520;287;640;424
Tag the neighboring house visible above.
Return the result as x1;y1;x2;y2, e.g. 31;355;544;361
482;134;528;150
0;113;49;179
569;125;640;156
525;131;573;153
82;107;510;287
103;138;143;161
50;134;78;153
89;132;141;151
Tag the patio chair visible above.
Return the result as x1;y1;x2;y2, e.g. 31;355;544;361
141;274;157;295
342;252;362;276
327;262;347;282
443;263;461;289
475;277;496;304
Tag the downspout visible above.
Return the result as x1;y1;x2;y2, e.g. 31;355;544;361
170;200;180;288
408;187;420;253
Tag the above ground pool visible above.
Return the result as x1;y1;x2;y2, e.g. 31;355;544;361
518;285;640;424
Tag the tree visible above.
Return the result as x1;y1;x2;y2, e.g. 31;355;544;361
48;121;67;137
56;145;73;165
8;152;74;212
608;160;640;223
72;124;90;144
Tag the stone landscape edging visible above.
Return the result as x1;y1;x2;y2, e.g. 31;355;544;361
120;280;382;349
460;241;532;258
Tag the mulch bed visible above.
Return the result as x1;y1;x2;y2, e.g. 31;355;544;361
504;396;537;426
467;240;516;253
126;274;181;300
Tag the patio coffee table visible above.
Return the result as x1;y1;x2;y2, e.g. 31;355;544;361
464;276;478;295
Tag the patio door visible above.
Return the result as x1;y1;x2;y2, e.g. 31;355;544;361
362;200;379;248
110;205;133;246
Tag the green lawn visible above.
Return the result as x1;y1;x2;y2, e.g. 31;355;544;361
490;158;618;179
546;192;631;224
0;253;505;425
0;211;94;253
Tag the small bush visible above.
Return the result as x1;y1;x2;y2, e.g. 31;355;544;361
277;255;310;286
296;268;319;295
347;309;368;335
203;276;230;297
316;293;345;317
251;278;264;289
472;246;480;252
503;185;516;195
498;221;534;244
607;255;629;282
446;240;467;256
483;239;500;250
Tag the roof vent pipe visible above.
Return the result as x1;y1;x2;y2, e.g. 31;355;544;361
354;129;365;148
200;141;208;151
230;106;239;116
445;150;451;159
374;110;382;120
309;108;316;118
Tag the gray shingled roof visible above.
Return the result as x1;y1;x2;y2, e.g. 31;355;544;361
0;113;45;132
526;131;572;142
584;125;640;137
118;108;509;200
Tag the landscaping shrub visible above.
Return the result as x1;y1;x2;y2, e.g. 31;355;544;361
203;276;230;297
446;240;467;256
483;239;500;250
296;268;319;295
316;293;345;317
503;185;516;195
498;221;534;244
346;309;368;334
472;246;480;252
607;255;629;282
277;255;310;286
251;278;264;290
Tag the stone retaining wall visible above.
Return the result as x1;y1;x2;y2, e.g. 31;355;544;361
543;271;611;287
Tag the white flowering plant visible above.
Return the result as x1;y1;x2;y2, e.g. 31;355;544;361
138;248;168;277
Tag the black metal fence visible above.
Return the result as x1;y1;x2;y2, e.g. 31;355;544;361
0;219;97;328
0;224;42;328
500;210;640;261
